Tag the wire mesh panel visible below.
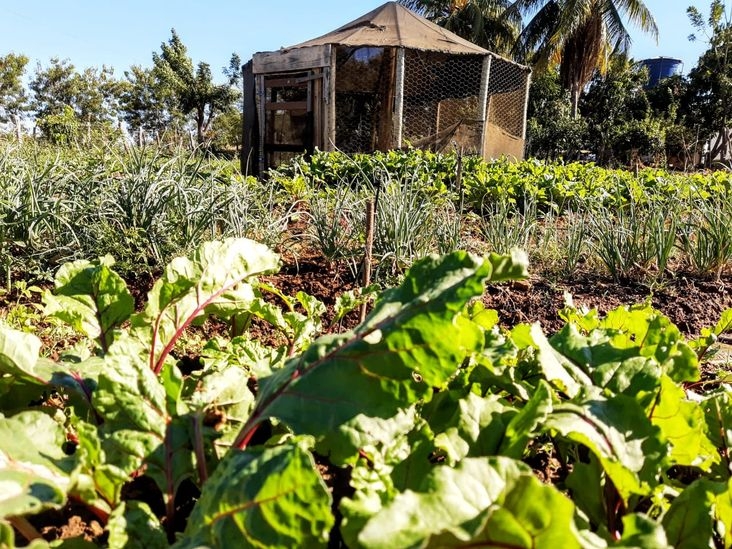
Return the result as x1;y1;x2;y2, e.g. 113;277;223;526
485;56;530;159
402;50;485;153
334;46;388;153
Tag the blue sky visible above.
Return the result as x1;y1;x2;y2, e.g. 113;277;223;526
0;1;712;82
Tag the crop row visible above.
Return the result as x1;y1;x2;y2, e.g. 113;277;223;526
2;238;732;547
2;142;732;287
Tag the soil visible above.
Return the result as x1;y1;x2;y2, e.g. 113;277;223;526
6;250;732;546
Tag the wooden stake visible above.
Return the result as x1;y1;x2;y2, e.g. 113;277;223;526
360;199;375;322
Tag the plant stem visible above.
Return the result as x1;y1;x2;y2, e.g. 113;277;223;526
192;412;208;484
8;516;42;542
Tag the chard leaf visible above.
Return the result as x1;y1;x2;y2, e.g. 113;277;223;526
444;474;582;548
236;252;519;453
94;348;194;511
592;356;661;409
551;304;699;383
566;455;605;529
107;501;167;549
701;390;732;477
649;375;719;470
0;328;43;383
343;456;581;549
177;442;333;549
0;469;65;519
613;513;670;548
0;327;102;419
545;395;667;501
131;238;280;373
662;479;721;549
0;412;75;518
43;255;133;352
185;362;256;459
499;379;553;458
424;391;514;463
317;406;421;467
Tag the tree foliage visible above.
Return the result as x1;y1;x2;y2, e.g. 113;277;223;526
512;0;658;117
685;0;732;165
152;30;239;145
29;58;124;142
580;56;663;165
0;53;29;130
525;70;586;160
398;0;521;55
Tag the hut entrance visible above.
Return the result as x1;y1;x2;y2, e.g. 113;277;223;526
262;70;323;168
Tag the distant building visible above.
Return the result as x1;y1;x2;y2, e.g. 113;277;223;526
639;57;683;88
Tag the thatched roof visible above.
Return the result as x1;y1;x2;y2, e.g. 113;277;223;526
284;1;489;55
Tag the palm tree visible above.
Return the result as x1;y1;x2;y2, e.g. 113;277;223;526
511;0;658;117
399;0;522;56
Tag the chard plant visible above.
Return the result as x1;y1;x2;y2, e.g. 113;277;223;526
3;202;732;545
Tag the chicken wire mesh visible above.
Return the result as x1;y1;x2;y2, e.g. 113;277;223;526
333;45;530;158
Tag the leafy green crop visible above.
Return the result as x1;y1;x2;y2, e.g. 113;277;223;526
1;238;732;547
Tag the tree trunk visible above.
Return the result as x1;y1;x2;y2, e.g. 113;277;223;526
196;106;205;145
570;83;580;119
13;115;22;142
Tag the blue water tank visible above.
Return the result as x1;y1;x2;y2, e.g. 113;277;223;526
640;57;683;87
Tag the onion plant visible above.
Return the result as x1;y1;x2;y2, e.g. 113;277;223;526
679;193;732;279
478;194;537;256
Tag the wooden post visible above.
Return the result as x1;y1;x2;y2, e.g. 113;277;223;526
360;199;375;322
327;50;337;150
394;48;405;149
241;60;257;175
376;48;397;151
478;55;492;159
521;70;532;141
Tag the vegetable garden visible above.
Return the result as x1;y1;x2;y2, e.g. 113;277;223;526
3;140;732;548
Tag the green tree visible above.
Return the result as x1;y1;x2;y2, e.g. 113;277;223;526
580;55;660;164
525;70;587;159
512;0;658;117
0;53;30;136
685;0;732;165
30;58;124;140
398;0;521;55
152;30;238;145
119;65;173;143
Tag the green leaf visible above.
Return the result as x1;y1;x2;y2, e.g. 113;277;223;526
43;255;133;352
107;501;167;549
457;474;582;549
613;513;670;548
649;375;719;470
94;347;193;508
0;327;44;384
566;455;606;529
177;442;333;548
424;391;514;464
499;379;553;458
702;390;732;479
0;469;65;519
238;252;507;454
317;406;421;467
592;356;661;409
662;479;719;549
552;304;699;383
545;395;667;501
343;456;581;549
131;238;280;373
0;412;75;518
529;323;587;397
342;457;524;548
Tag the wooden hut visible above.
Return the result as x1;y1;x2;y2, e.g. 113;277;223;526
242;1;531;175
